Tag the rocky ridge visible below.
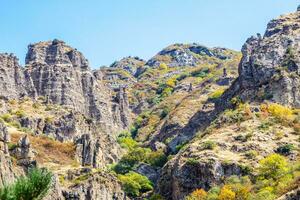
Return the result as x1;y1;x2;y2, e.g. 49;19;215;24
156;7;300;200
0;6;300;200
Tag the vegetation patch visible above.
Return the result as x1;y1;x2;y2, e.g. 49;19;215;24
118;172;153;197
0;168;52;200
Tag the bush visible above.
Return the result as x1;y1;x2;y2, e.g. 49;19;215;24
165;78;177;88
32;102;41;109
9;121;21;129
218;185;235;200
1;114;12;123
15;110;26;118
191;67;209;78
263;103;294;122
185;188;207;200
225;176;251;200
202;140;216;150
162;87;173;98
244;150;258;159
250;188;276;200
146;150;167;168
160;106;171;119
114;147;150;174
159;63;168;71
0;168;52;200
258;154;289;181
209;88;225;100
44;117;54;124
206;187;220;200
118;172;153;197
276;144;295;156
117;136;138;150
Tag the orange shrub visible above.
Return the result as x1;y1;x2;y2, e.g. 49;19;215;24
185;188;207;200
218;185;235;200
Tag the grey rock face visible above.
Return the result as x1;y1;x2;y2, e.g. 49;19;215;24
135;163;159;184
157;9;300;200
42;176;64;200
110;56;145;77
228;11;300;107
146;43;234;67
0;122;10;154
75;133;123;168
11;135;36;169
0;123;15;187
25;40;130;133
0;40;131;136
158;152;243;200
0;54;30;99
62;172;128;200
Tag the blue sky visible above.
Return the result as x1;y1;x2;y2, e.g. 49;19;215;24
0;0;297;68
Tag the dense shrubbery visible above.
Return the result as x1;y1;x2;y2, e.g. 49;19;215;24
115;132;167;197
113;144;167;174
118;172;153;197
260;103;294;123
0;168;52;200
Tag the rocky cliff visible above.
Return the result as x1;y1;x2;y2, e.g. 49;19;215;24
146;43;236;67
1;6;300;200
0;123;15;187
221;9;300;108
156;8;300;200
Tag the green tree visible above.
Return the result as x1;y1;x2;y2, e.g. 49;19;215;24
118;172;153;197
258;154;289;181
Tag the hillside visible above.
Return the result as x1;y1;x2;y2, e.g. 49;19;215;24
0;5;300;200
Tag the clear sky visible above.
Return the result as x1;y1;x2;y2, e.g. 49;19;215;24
0;0;298;68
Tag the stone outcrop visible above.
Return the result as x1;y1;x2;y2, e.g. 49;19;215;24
157;8;300;200
0;39;131;136
75;133;123;168
110;56;145;77
134;163;159;184
11;135;36;170
0;123;15;187
158;152;243;200
25;40;130;133
42;176;64;200
62;172;128;200
0;54;30;99
146;43;235;67
221;10;300;108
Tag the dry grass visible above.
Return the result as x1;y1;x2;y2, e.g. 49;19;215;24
10;131;77;170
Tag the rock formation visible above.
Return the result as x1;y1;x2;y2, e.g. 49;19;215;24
146;43;235;67
221;10;300;108
62;172;127;200
156;8;300;200
0;39;131;136
110;56;145;77
0;123;15;187
25;40;130;133
11;135;36;169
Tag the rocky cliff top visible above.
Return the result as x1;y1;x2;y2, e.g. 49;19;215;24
26;39;89;70
225;9;300;108
110;56;145;77
146;43;237;67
